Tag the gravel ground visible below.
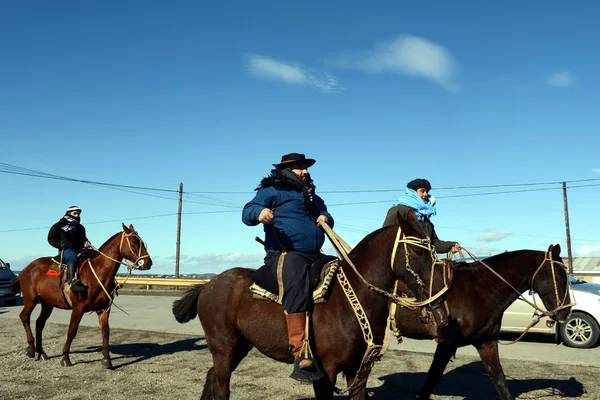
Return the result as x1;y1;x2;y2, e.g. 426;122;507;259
0;318;597;400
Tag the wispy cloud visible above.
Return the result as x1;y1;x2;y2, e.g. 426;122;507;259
476;231;514;242
593;169;600;175
547;71;574;87
577;244;600;257
328;35;460;91
244;54;343;93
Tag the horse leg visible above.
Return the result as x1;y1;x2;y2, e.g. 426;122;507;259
476;340;513;400
19;294;39;358
35;300;54;361
97;309;113;369
312;364;338;400
201;334;253;400
418;343;457;400
60;308;84;367
345;374;369;400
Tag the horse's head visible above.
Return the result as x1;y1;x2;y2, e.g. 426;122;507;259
119;223;153;271
531;244;572;323
393;210;454;305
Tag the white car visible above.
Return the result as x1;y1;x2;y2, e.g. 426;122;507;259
501;275;600;348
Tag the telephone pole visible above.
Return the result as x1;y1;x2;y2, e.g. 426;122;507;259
175;182;183;279
562;181;573;275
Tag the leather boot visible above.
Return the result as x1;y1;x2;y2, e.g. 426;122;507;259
67;264;87;293
431;305;453;342
285;313;313;370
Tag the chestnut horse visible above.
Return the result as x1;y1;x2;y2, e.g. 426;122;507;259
9;223;152;369
384;244;572;400
172;213;453;400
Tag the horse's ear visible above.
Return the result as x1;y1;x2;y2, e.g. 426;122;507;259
122;223;131;233
129;224;135;231
547;244;554;254
552;244;561;258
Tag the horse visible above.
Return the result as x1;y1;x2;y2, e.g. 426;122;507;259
172;212;454;400
384;244;573;400
9;223;152;369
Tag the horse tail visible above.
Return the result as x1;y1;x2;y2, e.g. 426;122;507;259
8;276;21;294
172;284;204;323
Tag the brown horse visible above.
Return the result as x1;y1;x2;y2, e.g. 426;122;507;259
385;244;572;400
9;223;152;369
172;213;453;400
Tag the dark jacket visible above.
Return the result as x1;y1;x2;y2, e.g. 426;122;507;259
382;204;455;254
48;217;89;252
242;186;334;254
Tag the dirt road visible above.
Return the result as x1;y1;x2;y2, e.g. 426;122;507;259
0;316;596;400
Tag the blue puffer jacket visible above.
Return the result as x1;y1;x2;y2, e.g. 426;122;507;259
242;186;334;254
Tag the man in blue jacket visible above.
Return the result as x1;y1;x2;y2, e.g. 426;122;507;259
242;153;334;376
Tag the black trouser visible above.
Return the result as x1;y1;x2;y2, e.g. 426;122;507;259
265;251;320;314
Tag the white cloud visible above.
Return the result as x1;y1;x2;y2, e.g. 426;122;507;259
547;71;574;87
577;244;600;257
149;252;266;275
328;35;460;91
476;231;514;242
593;169;600;175
244;54;343;93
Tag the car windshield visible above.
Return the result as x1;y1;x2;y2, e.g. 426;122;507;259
0;259;8;270
569;275;587;284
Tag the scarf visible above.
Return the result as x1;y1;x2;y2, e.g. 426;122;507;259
61;214;80;233
397;188;437;221
257;168;315;210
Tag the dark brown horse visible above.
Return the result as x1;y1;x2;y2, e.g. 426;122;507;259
9;223;152;369
386;244;572;400
172;213;453;400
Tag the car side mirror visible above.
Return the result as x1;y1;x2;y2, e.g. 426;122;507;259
6;262;10;268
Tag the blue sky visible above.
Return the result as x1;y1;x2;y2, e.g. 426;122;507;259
1;1;599;275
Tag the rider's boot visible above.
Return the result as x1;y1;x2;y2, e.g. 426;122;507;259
67;264;87;293
286;312;313;370
431;304;453;343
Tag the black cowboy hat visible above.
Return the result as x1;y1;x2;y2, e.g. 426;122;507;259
272;153;316;169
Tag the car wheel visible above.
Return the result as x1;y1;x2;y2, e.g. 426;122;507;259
559;312;600;348
3;299;17;306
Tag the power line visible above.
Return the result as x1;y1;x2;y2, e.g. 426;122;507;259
0;162;179;193
0;210;239;233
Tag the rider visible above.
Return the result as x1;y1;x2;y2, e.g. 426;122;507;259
382;178;461;340
383;178;461;254
242;152;334;377
48;206;92;292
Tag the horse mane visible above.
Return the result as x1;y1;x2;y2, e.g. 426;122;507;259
97;231;123;252
456;249;539;271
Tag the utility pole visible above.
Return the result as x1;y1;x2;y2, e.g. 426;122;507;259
175;182;183;279
562;182;573;275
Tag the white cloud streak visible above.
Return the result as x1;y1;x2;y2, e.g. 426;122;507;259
547;71;574;87
476;231;514;242
328;35;460;91
244;54;343;93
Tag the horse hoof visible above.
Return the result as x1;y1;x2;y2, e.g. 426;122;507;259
26;349;35;358
60;359;73;367
37;352;49;361
101;359;113;369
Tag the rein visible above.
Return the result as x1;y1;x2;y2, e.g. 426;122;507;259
319;222;449;395
459;248;574;345
86;230;151;311
321;222;450;308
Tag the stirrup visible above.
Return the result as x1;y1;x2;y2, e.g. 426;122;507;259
70;279;88;293
289;341;323;383
290;355;323;382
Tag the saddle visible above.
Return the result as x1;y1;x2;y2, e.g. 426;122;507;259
48;248;100;282
249;254;340;305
